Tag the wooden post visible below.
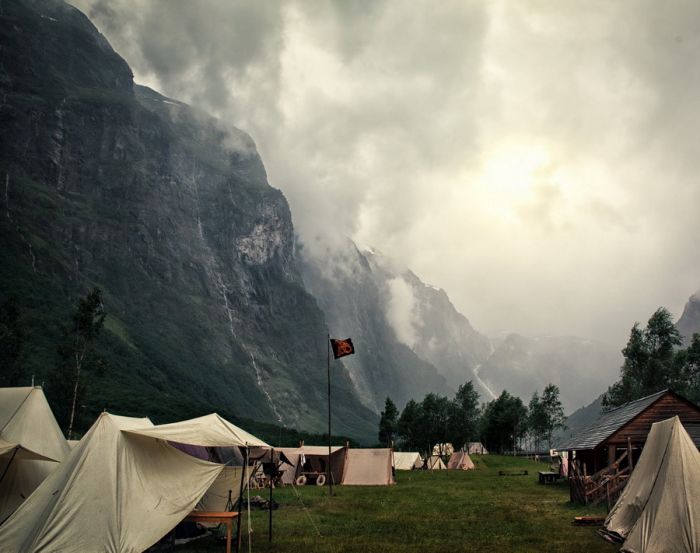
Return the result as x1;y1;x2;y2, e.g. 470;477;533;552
607;445;616;468
627;437;634;471
327;334;332;497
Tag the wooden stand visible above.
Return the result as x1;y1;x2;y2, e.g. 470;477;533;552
184;511;240;553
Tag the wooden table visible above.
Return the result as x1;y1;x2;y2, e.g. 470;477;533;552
184;511;240;553
538;471;560;484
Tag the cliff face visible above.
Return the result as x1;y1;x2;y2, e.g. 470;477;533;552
0;0;375;439
677;291;700;346
298;242;451;410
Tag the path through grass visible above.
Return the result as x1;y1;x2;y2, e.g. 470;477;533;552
175;455;617;553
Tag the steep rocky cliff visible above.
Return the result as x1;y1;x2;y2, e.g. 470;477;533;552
0;0;375;439
298;241;451;410
677;290;700;346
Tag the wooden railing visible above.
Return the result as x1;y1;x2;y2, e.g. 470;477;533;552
569;446;633;509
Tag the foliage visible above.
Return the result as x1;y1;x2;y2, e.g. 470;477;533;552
528;391;548;452
480;391;528;454
446;380;481;449
0;296;25;386
378;396;399;446
540;384;566;449
397;399;424;451
603;307;700;409
47;287;106;438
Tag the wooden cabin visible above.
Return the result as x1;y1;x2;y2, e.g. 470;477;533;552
558;389;700;505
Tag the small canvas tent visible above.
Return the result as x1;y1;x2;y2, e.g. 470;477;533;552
432;443;454;456
0;413;224;552
0;386;69;521
447;450;475;470
341;449;394;486
603;416;700;552
425;455;447;470
393;451;422;470
466;442;489;455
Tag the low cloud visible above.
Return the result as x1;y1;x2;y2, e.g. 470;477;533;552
71;0;700;347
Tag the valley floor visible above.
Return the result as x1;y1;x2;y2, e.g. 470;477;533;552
175;455;616;553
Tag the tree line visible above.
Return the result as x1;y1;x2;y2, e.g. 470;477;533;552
377;381;566;455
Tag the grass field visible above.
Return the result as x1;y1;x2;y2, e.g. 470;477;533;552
175;455;617;553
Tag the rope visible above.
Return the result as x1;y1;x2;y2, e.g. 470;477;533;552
289;481;322;537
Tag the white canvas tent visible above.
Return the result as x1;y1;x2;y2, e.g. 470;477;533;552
425;455;447;470
466;442;489;455
0;412;226;553
447;450;475;470
393;452;422;470
341;449;394;486
0;387;69;522
603;416;700;552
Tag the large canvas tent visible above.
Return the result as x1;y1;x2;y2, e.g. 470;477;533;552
341;449;394;486
0;413;224;552
447;450;475;470
0;387;69;522
393;452;422;470
603;416;700;552
466;442;489;455
276;446;345;485
425;455;447;470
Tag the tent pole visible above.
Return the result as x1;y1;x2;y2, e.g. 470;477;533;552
269;447;273;543
327;334;332;496
0;447;18;485
234;447;247;553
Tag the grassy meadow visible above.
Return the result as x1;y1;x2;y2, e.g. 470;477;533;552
176;455;616;553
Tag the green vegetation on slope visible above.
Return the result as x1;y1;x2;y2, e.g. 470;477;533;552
176;456;613;553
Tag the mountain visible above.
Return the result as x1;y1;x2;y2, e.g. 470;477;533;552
677;290;700;345
363;252;494;397
554;393;604;447
476;334;621;413
0;0;375;440
298;241;451;410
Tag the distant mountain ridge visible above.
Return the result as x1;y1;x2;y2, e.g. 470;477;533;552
677;290;700;345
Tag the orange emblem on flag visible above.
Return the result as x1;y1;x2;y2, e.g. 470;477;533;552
330;338;355;359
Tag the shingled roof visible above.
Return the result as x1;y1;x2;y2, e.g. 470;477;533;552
558;390;668;451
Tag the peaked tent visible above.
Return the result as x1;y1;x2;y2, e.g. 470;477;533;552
0;387;69;521
0;413;224;553
604;416;700;552
393;452;422;470
425;455;447;470
341;449;394;486
466;442;489;455
447;450;475;470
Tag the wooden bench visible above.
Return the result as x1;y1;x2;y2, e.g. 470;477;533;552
498;470;528;476
538;471;560;484
184;511;240;553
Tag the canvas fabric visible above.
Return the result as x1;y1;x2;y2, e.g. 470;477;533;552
466;442;489;455
0;387;69;522
0;413;224;553
276;446;346;485
0;440;54;462
426;455;447;470
604;416;700;553
447;451;475;470
341;449;394;486
393;452;422;470
124;413;269;448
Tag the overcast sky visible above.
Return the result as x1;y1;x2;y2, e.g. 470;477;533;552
72;0;700;347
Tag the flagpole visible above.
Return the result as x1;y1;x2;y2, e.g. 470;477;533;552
327;333;333;496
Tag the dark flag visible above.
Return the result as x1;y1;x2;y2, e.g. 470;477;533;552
330;338;355;359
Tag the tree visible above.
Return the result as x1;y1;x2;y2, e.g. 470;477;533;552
378;396;399;446
48;287;106;438
673;333;700;403
0;296;25;386
603;308;682;409
397;399;424;451
447;381;481;450
420;393;452;456
480;391;527;454
540;384;566;450
527;391;547;453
